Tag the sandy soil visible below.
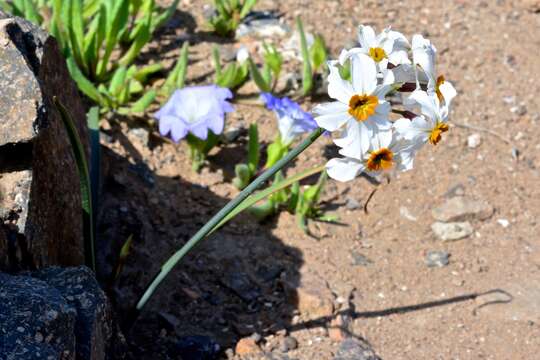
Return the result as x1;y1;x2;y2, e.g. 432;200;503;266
96;0;540;359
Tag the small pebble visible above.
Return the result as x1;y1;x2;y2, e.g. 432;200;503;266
467;133;482;149
345;197;361;210
280;336;298;352
425;251;450;268
497;219;510;228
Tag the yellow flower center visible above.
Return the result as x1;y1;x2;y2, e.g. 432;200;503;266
369;47;387;63
436;75;445;102
348;94;379;122
429;121;449;145
366;148;394;172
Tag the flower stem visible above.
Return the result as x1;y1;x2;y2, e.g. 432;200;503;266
136;127;325;310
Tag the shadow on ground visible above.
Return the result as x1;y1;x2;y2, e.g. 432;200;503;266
94;122;303;358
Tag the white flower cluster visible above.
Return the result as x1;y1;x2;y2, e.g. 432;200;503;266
314;25;457;182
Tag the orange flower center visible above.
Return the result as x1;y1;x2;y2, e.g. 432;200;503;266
366;148;394;172
369;47;387;63
429;121;449;145
436;75;445;102
348;94;378;122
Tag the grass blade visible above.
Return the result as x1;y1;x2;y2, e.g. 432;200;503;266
54;97;95;271
296;16;313;96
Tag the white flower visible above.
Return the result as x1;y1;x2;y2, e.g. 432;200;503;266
326;129;415;182
349;25;411;69
394;90;450;146
411;35;457;106
313;53;393;157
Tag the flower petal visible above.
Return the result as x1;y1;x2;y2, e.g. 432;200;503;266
351;53;377;94
358;25;377;49
313;102;350;131
326;157;365;182
327;60;354;103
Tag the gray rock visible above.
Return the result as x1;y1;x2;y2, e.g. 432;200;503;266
32;266;118;360
333;339;381;360
0;266;124;360
0;271;77;359
351;252;372;266
236;12;290;38
431;221;473;241
0;12;88;270
431;196;494;222
279;336;298;352
345;197;361;210
425;251;450;267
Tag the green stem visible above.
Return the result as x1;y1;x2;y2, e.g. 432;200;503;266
136;127;325;310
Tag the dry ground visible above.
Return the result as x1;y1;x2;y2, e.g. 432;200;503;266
98;1;540;359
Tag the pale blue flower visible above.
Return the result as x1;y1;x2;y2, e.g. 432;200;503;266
261;93;317;145
156;85;234;142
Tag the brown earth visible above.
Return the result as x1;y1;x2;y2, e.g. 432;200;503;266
97;0;540;359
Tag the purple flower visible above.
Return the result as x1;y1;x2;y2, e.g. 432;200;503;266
260;93;318;144
155;85;234;142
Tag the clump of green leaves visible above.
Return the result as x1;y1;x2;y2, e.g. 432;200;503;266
248;42;283;93
212;45;249;90
209;0;257;37
232;124;259;189
2;0;180;113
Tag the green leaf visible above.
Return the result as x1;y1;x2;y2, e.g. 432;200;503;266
296;16;313;96
119;6;153;67
239;0;257;19
263;42;282;79
97;0;130;79
113;234;133;281
54;97;95;271
67;0;86;72
247;58;270;93
86;106;100;224
209;164;325;234
151;0;179;32
212;45;222;79
310;34;327;71
233;163;251;190
133;63;163;83
108;66;128;97
264;137;287;169
130;90;157;113
247;123;259;172
66;56;104;104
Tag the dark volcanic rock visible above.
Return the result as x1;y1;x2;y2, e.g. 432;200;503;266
0;11;88;270
32;266;118;360
0;266;123;360
0;271;77;359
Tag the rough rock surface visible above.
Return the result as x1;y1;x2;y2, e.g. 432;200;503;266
431;196;494;223
0;11;88;270
431;221;474;241
0;266;122;360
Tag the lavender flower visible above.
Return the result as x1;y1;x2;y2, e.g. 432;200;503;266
261;93;318;145
155;85;234;142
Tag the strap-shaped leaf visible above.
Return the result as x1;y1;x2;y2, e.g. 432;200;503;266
54;97;95;271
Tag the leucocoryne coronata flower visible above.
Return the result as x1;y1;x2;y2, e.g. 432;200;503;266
261;93;318;145
155;85;234;142
313;25;456;182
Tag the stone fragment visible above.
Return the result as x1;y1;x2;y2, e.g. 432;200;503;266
431;196;494;222
431;222;473;241
0;11;88;270
467;133;482;148
284;271;334;320
425;251;450;267
235;337;262;356
279;336;298;352
333;339;381;360
329;314;353;342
